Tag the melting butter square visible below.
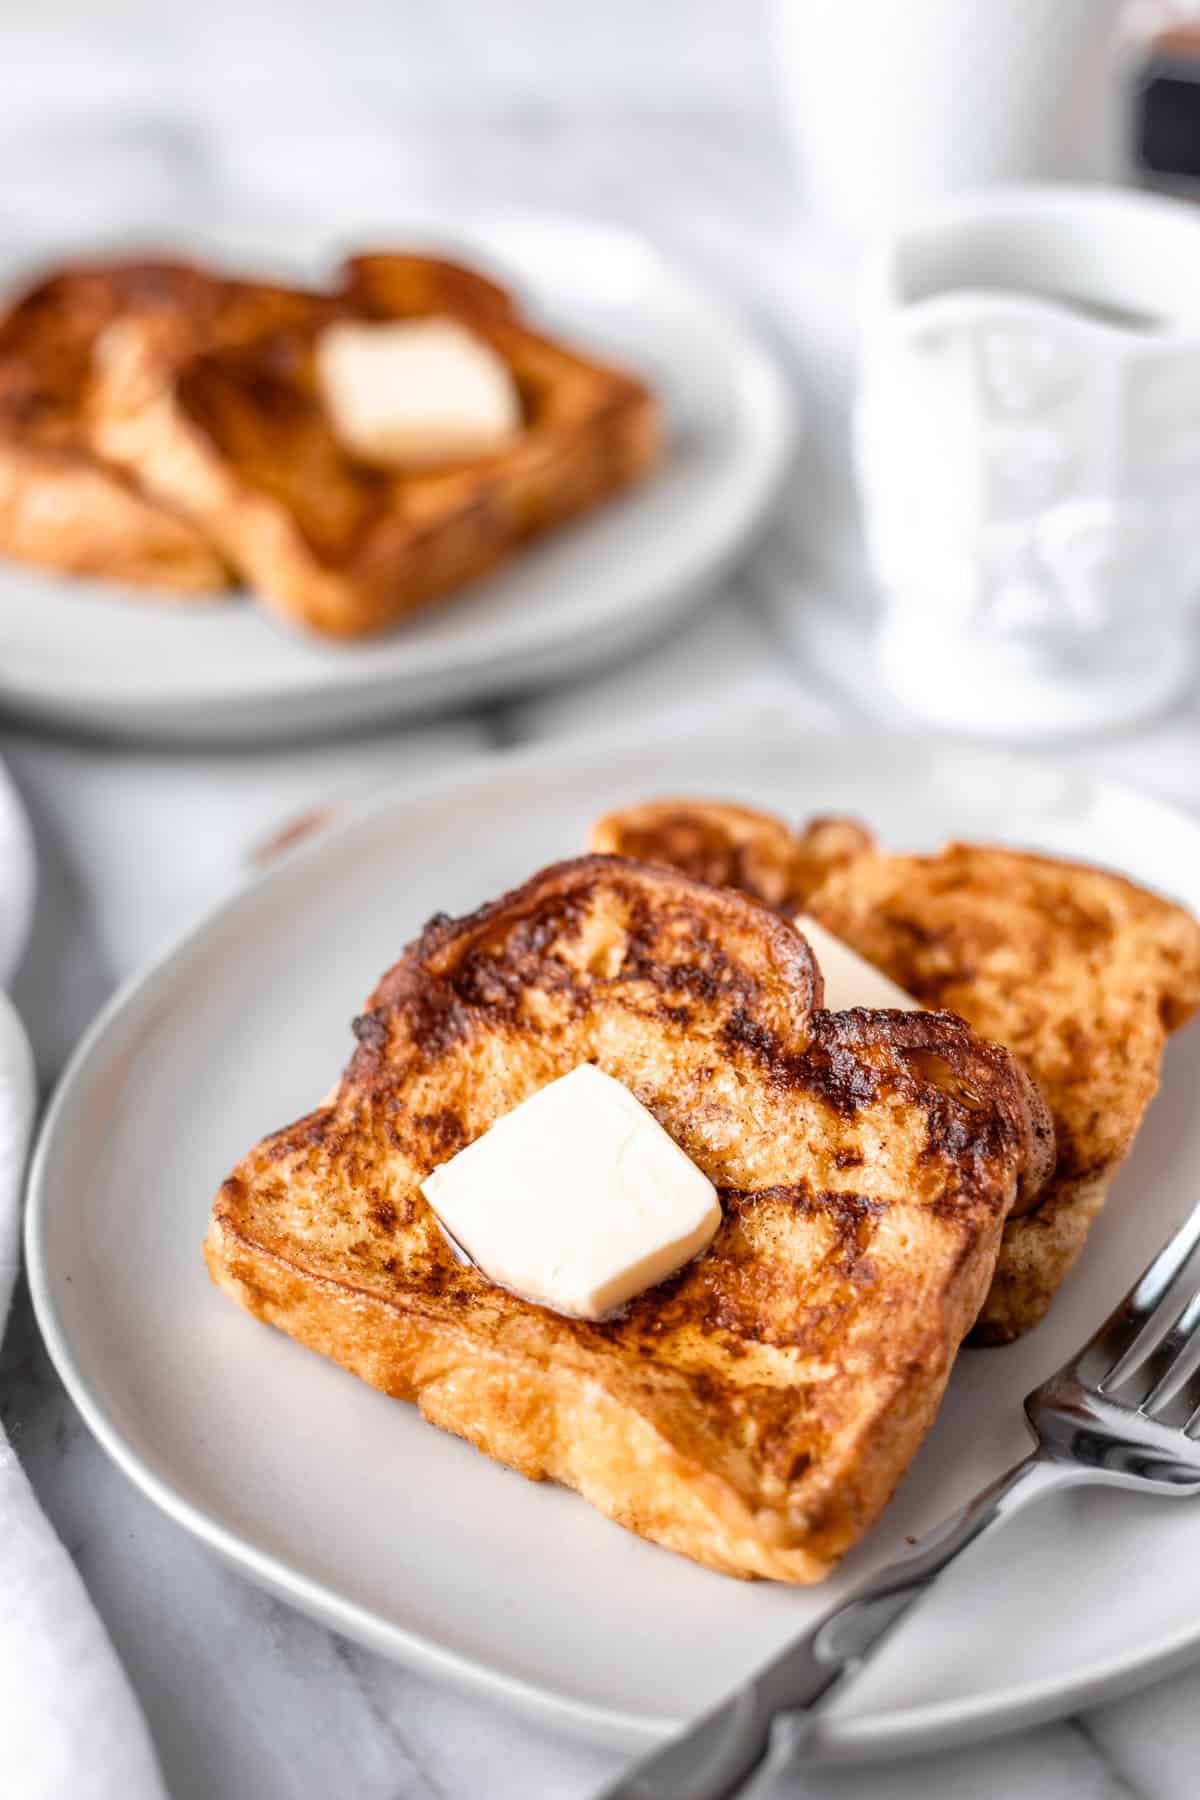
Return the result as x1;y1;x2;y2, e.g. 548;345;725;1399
420;1064;721;1320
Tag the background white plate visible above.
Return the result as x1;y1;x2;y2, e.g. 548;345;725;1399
25;722;1200;1761
0;213;793;743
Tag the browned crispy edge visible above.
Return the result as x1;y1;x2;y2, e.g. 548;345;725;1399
205;856;1051;1580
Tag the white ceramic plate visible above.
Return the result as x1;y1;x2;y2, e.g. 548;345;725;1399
0;213;793;743
0;756;34;985
25;722;1200;1761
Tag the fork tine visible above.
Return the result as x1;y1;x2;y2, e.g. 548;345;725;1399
1120;1290;1200;1416
1159;1325;1200;1433
1088;1196;1200;1390
1161;1359;1200;1434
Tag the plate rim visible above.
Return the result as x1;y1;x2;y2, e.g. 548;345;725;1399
0;209;795;740
25;720;1200;1760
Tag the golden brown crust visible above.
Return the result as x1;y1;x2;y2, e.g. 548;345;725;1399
809;841;1200;1339
794;816;877;903
969;1169;1112;1345
0;262;232;592
589;800;875;912
345;252;522;326
589;800;803;910
206;855;1050;1581
89;253;662;638
0;250;659;625
586;801;1200;1341
0;436;228;592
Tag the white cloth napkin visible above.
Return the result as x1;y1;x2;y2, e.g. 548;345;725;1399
0;773;166;1800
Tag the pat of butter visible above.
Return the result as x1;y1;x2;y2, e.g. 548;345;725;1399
420;1064;720;1321
316;316;521;467
796;916;921;1012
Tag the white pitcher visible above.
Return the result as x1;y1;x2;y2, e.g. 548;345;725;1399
856;185;1200;736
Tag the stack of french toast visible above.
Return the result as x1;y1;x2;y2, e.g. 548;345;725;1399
205;799;1200;1584
0;252;660;635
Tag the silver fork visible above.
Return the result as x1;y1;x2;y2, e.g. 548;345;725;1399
600;1195;1200;1800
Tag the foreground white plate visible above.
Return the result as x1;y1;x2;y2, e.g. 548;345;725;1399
26;723;1200;1760
0;212;792;743
0;755;34;985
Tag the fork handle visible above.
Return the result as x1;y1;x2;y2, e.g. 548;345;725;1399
599;1455;1067;1800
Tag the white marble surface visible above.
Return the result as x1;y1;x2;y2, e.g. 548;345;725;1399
3;87;1200;1800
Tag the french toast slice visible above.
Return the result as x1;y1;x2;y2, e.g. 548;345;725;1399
206;856;1051;1582
90;253;662;638
0;262;231;592
588;801;1200;1342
